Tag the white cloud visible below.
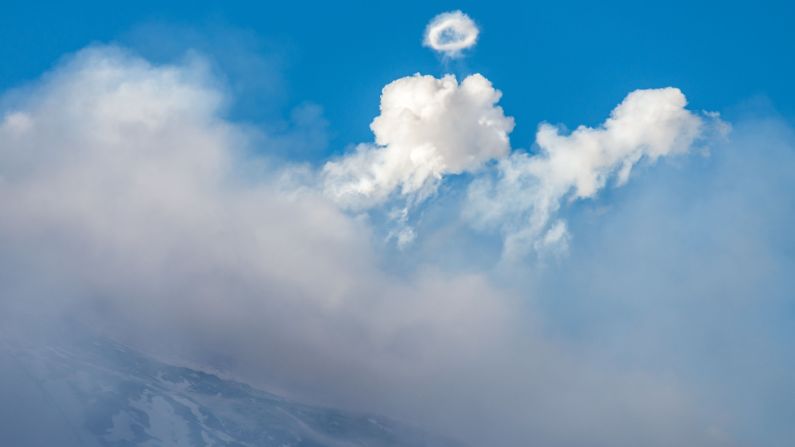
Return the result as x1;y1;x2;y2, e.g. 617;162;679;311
322;73;514;210
423;11;479;58
0;47;517;426
465;87;714;259
0;43;754;447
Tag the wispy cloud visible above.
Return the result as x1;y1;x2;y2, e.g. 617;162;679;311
2;13;792;444
466;88;725;258
0;45;733;446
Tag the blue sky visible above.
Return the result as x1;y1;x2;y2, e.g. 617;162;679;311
1;2;795;447
3;0;794;150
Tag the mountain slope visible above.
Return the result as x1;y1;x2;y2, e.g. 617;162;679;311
0;336;464;447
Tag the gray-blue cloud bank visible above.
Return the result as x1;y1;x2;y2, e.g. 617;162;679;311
0;46;793;447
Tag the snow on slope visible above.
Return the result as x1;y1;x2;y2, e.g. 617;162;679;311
0;336;465;447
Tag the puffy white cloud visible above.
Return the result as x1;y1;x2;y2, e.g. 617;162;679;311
465;87;714;259
423;11;479;58
0;44;751;447
0;46;516;430
323;73;514;209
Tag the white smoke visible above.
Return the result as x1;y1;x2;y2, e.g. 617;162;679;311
0;46;517;427
0;42;765;447
327;13;720;256
423;11;479;58
322;73;514;210
465;87;718;259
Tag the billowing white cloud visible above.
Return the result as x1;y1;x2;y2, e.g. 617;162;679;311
423;11;479;58
0;46;516;431
465;87;716;259
323;73;514;209
2;42;776;447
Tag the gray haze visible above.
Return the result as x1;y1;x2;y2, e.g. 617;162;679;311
1;46;793;446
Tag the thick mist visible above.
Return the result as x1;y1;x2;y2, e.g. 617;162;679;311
1;44;793;447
